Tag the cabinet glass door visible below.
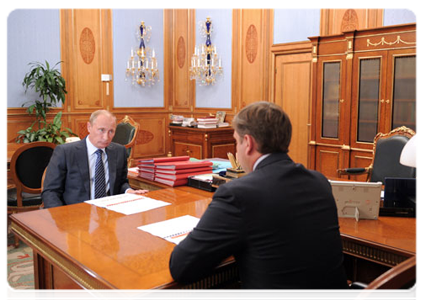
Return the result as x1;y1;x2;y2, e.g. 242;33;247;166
357;58;381;142
391;55;416;131
322;62;341;138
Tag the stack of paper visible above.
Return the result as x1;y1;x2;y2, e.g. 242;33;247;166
138;215;200;244
85;193;170;215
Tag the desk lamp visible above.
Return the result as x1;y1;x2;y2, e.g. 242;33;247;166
400;132;421;168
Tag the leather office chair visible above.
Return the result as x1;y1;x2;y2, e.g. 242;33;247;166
338;126;416;185
112;115;139;167
7;142;56;247
350;256;416;289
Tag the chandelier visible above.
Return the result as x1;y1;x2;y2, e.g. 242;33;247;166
125;21;159;87
189;17;223;86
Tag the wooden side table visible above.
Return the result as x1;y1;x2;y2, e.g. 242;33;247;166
168;125;236;159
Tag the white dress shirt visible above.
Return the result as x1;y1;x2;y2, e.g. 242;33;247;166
86;138;110;200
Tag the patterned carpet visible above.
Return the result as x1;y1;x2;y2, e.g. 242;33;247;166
7;233;35;289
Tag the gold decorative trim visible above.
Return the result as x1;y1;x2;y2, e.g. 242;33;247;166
308;140;316;146
342;239;411;267
346;53;353;60
367;35;416;47
341;144;351;150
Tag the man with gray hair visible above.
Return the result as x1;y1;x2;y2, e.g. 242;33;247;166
169;102;348;289
43;110;147;208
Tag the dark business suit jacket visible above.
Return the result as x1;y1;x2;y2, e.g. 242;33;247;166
42;138;131;208
169;152;348;289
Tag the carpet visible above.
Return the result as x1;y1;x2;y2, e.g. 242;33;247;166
7;232;35;289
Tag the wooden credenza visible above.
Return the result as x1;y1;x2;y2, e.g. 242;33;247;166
168;125;236;159
308;23;416;180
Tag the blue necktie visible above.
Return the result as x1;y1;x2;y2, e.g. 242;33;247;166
94;149;106;199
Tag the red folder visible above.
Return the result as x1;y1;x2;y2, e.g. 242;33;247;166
155;160;213;170
139;156;190;165
155;166;212;175
154;177;188;187
155;170;213;181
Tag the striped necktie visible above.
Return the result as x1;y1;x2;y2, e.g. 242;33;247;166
94;149;106;199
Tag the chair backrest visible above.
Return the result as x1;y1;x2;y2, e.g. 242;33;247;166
365;256;416;289
111;115;139;158
10;142;56;194
370;127;416;185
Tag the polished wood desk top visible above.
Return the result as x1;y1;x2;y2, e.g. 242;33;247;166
11;181;416;289
338;216;416;255
11;189;213;289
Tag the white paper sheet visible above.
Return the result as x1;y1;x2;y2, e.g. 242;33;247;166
85;193;171;215
137;215;200;244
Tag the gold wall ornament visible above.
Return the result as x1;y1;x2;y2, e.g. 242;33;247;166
189;17;223;86
125;21;160;87
367;35;416;47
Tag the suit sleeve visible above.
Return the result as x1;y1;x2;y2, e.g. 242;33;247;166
117;146;131;194
41;146;67;208
169;184;244;284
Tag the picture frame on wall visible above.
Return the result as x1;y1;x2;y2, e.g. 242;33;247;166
216;111;226;123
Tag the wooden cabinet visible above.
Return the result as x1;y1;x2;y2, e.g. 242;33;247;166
168;126;236;159
309;24;416;180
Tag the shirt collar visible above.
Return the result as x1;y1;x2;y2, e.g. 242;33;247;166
86;137;104;156
253;153;271;171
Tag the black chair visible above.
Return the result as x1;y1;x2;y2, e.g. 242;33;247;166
8;142;56;247
112;115;139;166
338;126;416;185
350;256;416;289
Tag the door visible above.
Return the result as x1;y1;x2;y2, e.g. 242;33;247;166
274;52;312;167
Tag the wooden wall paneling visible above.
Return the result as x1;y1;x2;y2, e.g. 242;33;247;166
134;115;167;158
271;42;313;167
171;9;195;112
233;9;272;110
62;9;113;111
320;9;384;36
164;10;174;114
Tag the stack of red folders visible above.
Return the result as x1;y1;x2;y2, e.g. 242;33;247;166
138;156;190;181
154;160;213;187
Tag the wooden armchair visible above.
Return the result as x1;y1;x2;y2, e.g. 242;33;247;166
111;115;140;166
350;256;416;289
8;142;56;247
338;126;416;185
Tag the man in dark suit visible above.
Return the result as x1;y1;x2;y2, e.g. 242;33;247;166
169;102;348;289
42;110;147;208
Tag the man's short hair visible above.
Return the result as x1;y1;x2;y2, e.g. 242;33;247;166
232;101;292;154
89;110;116;125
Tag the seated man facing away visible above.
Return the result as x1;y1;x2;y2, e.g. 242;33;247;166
42;110;147;208
169;102;348;289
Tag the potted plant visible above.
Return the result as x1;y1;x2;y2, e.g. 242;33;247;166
16;61;76;144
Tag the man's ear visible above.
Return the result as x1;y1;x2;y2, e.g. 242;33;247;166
244;134;256;155
87;121;92;133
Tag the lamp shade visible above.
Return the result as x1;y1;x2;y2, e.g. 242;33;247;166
400;134;417;168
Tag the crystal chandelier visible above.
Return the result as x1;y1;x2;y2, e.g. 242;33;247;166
125;21;159;87
189;17;223;86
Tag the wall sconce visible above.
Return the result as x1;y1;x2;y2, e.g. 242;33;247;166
189;17;223;86
125;21;159;87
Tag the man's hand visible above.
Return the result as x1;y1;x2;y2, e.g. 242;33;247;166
126;188;149;195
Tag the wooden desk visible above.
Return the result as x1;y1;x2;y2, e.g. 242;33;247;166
10;180;416;289
10;189;239;289
168;125;235;159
